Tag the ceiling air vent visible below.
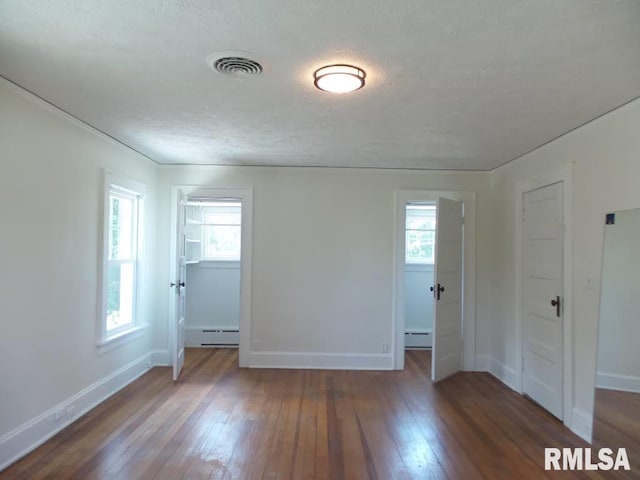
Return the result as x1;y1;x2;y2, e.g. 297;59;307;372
213;56;263;76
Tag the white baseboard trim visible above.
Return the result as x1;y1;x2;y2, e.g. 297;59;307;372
152;349;171;367
474;355;490;371
570;407;593;443
249;351;393;370
596;372;640;393
488;357;520;392
0;351;153;472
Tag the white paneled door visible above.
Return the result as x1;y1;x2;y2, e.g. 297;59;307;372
172;189;187;381
431;198;464;382
522;182;564;419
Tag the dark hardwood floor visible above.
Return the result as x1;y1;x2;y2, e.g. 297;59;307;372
592;388;640;480
2;349;610;479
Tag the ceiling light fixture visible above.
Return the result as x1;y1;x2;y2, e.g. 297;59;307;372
313;64;366;93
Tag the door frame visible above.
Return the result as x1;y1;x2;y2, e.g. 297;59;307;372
515;165;573;424
169;186;253;367
392;190;477;371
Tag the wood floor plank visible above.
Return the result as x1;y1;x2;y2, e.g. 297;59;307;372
1;348;609;480
592;388;640;480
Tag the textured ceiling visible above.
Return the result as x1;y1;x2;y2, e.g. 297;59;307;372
1;1;640;170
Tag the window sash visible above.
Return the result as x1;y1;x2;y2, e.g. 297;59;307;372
106;258;137;333
405;231;435;264
198;204;242;261
108;192;138;261
405;205;436;264
201;224;241;261
101;172;145;345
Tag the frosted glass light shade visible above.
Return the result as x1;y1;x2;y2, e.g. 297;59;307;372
313;64;366;93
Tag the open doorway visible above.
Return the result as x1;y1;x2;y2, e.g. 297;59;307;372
393;190;477;378
403;203;437;379
403;199;463;382
403;203;436;352
184;199;242;348
169;187;253;380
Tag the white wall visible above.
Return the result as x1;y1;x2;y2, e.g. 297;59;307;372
156;166;493;368
404;265;434;332
596;208;640;392
186;262;240;328
489;97;640;439
0;79;159;467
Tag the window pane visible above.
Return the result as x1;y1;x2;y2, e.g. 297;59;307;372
106;262;134;331
406;206;436;230
109;197;119;259
203;225;241;260
406;217;436;230
406;230;435;264
109;194;135;260
405;205;436;263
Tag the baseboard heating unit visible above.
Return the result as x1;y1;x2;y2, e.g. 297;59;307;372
404;330;432;349
186;327;239;348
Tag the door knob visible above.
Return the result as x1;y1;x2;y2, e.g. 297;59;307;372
551;296;561;317
430;284;445;300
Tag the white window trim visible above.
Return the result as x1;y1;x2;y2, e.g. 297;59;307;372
98;170;148;351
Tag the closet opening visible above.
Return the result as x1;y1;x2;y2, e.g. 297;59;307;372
169;187;253;380
184;199;242;349
393;190;476;381
403;203;436;355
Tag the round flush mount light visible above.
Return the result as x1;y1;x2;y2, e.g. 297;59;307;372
313;64;366;93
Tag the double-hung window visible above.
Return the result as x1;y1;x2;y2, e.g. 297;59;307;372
100;172;146;346
201;202;241;261
405;205;436;264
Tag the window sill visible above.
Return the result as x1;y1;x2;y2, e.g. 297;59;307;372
97;325;147;354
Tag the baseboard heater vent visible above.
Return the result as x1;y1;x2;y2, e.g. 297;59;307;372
186;327;239;348
405;330;432;349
